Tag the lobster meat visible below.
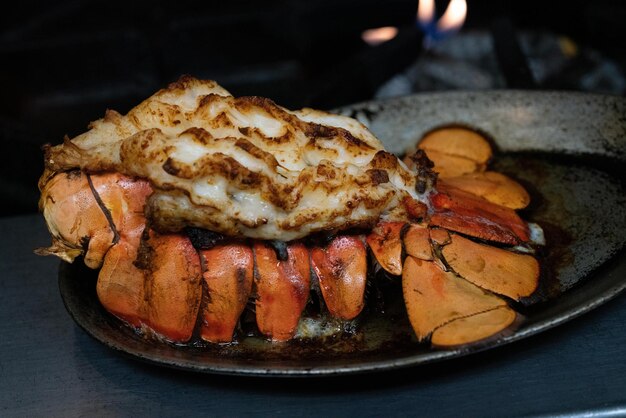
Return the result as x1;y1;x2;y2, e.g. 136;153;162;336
37;76;542;347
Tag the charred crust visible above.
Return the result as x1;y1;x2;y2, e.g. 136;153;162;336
316;163;337;179
370;151;399;170
339;129;372;149
235;267;249;300
305;138;340;157
305;123;335;138
366;169;390;185
162;158;180;176
133;228;154;270
185;227;225;250
268;240;289;261
211;112;233;129
305;123;375;151
234;138;278;170
163;151;294;210
238;126;250;136
241;125;292;144
304;230;337;247
409;148;435;169
408;149;438;194
236;95;279;111
184;127;214;142
167;74;199;92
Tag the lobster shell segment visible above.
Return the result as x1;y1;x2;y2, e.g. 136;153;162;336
441;234;540;300
97;229;203;343
139;231;203;342
311;235;367;320
431;306;517;347
401;256;511;342
199;244;254;343
366;221;405;276
430;183;530;245
253;242;311;341
96;233;146;328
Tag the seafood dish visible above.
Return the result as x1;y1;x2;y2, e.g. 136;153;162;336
37;76;543;348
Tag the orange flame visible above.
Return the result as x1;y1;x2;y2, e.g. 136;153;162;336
417;0;435;27
361;26;399;46
437;0;467;32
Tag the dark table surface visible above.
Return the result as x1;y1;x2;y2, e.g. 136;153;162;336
2;214;626;417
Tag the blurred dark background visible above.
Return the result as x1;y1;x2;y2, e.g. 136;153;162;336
2;0;625;216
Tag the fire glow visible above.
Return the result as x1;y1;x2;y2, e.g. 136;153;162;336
437;0;468;32
361;0;466;47
361;26;399;46
418;0;467;44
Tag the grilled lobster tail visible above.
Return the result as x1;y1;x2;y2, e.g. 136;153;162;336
36;77;542;346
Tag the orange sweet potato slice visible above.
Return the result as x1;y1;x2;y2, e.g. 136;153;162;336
430;183;530;245
311;235;367;320
199;243;254;343
402;256;508;341
254;242;311;341
366;221;405;275
403;224;433;260
142;231;203;342
441;234;540;299
431;306;517;347
422;149;482;178
441;172;531;209
418;127;493;165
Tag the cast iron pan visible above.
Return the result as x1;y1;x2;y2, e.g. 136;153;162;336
59;90;626;376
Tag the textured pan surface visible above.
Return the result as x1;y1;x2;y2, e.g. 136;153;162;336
59;90;626;376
